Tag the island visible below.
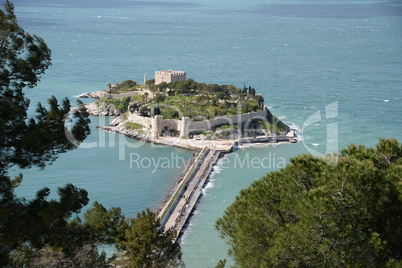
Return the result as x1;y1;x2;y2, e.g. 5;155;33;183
81;70;297;239
83;70;296;150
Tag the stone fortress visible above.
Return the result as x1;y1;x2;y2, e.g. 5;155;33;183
89;70;294;145
155;70;186;85
127;107;270;139
124;70;281;139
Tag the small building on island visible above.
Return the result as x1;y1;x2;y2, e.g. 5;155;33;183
155;70;186;85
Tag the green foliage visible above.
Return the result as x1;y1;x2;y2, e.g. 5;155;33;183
2;183;125;267
1;3;184;267
143;80;266;119
10;244;109;268
145;79;155;86
116;208;184;268
116;96;131;112
212;124;238;132
246;116;289;135
215;259;227;268
84;201;127;245
0;0;51;90
120;80;137;87
0;2;126;266
124;122;144;130
0;0;91;186
157;82;168;91
110;79;269;120
266;109;288;133
216;138;402;267
154;93;166;103
96;96;131;113
108;80;138;94
161;106;180;119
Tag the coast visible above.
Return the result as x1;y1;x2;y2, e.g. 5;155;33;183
82;89;297;240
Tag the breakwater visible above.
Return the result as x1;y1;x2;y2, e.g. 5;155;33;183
157;147;228;241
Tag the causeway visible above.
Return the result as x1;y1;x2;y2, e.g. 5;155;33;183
157;146;229;241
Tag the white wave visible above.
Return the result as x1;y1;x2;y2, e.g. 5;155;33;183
74;92;89;98
212;164;223;174
285;121;301;141
237;142;288;150
112;16;132;20
312;143;319;146
202;180;215;193
286;121;301;132
384;99;390;102
179;221;193;245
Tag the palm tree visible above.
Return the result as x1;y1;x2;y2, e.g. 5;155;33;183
143;92;149;103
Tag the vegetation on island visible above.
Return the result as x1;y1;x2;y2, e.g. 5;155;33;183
0;2;183;267
151;81;265;120
124;122;144;132
95;78;289;136
97;80;265;120
144;81;265;120
216;138;402;267
106;80;140;94
96;96;132;113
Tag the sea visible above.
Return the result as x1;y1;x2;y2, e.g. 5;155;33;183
8;0;402;267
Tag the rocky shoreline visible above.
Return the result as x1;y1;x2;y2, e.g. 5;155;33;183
96;125;154;143
82;89;297;150
79;91;107;99
85;102;123;116
82;90;124;116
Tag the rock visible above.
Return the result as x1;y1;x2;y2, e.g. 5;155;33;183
87;91;108;99
78;93;90;98
85;102;101;115
85;102;122;116
96;125;155;144
78;91;107;99
110;116;126;126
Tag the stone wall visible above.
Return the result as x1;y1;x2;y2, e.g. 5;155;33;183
186;109;268;135
127;108;268;138
162;119;181;131
127;113;153;129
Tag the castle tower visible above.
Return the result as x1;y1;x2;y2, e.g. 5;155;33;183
152;115;164;138
155;70;186;85
180;116;190;138
144;73;148;85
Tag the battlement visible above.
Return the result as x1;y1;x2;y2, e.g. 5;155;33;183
155;70;186;85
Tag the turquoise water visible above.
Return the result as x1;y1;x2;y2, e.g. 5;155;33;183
10;0;402;267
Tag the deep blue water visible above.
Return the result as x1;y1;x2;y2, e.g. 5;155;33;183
8;0;402;266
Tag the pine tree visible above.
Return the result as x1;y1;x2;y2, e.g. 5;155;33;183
1;2;183;266
116;208;184;268
0;1;99;265
216;138;402;267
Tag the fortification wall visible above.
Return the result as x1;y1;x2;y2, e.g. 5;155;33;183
162;119;181;130
127;113;153;129
187;109;267;133
127;108;268;138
